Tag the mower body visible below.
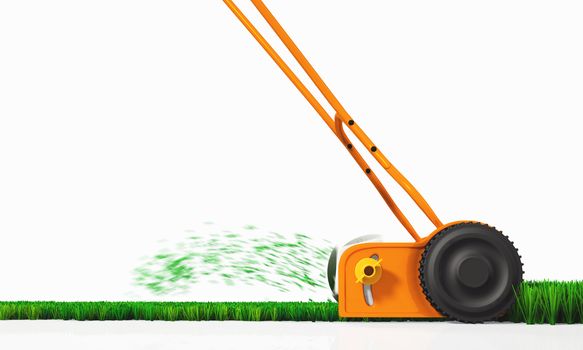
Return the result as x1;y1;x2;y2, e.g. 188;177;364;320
339;244;439;318
337;222;461;318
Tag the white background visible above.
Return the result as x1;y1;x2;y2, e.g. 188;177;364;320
2;321;583;350
1;0;582;301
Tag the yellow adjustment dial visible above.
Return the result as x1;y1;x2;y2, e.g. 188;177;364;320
355;257;383;285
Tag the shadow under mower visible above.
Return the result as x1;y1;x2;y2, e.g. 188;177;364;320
224;0;523;323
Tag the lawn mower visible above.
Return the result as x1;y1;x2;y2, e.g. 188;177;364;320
224;0;523;323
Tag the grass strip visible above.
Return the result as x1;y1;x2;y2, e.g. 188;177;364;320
0;302;340;322
1;281;581;323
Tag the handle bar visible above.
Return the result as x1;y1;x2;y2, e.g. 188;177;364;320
223;0;443;241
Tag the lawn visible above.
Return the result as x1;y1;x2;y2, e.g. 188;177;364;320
1;281;581;324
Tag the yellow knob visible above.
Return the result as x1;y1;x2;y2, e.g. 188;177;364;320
355;257;383;285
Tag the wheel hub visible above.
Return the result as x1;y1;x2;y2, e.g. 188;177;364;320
456;256;491;288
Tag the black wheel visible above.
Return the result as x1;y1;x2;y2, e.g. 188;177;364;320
419;222;523;323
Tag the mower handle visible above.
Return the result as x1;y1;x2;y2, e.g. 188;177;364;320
224;0;443;241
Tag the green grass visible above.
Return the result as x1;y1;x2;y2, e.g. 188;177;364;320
0;281;581;324
0;302;339;322
508;281;583;325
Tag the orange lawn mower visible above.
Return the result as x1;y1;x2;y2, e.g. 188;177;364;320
224;0;523;323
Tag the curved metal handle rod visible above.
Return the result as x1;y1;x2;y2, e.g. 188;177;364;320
224;0;335;132
223;0;443;239
249;0;443;229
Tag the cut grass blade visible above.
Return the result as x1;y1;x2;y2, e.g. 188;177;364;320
511;282;540;324
540;281;560;324
560;281;576;324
